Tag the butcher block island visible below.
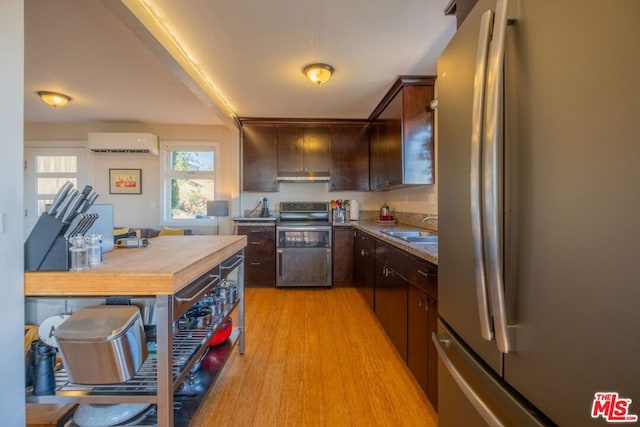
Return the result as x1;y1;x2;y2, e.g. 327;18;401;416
25;235;247;427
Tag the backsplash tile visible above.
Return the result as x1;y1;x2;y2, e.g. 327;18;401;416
359;210;438;232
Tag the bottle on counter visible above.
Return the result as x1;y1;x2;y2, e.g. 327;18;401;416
86;232;102;267
69;235;88;272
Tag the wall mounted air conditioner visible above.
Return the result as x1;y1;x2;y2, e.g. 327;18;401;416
87;132;159;155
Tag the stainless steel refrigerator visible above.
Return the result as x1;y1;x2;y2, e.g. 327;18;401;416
435;0;640;425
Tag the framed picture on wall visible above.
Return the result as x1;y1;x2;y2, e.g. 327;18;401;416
109;168;142;194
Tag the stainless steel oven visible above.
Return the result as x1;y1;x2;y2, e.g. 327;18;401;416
276;202;332;287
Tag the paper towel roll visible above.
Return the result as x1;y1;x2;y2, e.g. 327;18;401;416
349;199;360;220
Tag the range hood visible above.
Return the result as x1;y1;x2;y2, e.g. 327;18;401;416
277;171;330;182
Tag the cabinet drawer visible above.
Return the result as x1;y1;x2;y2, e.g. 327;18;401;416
238;227;275;238
245;241;275;259
411;258;438;299
245;260;275;286
375;240;410;280
355;230;375;254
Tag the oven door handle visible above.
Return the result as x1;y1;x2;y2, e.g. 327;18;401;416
277;249;283;277
277;226;332;232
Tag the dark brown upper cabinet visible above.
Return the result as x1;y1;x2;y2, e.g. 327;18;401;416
329;123;370;192
277;125;330;174
369;76;436;191
241;123;279;192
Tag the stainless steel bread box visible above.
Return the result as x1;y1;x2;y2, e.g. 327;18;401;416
55;305;147;384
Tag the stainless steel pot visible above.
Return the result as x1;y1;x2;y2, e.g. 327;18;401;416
185;307;212;329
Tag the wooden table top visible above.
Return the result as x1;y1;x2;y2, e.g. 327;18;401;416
24;235;247;296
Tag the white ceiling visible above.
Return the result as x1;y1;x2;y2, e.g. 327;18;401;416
24;0;456;127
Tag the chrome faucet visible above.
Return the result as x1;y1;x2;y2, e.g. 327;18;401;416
422;215;438;223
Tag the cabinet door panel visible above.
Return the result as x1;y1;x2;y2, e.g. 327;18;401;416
242;125;278;192
277;126;304;172
387;269;408;362
302;127;330;172
403;85;435;185
329;124;370;191
332;226;354;284
408;285;429;394
354;231;375;309
383;93;403;187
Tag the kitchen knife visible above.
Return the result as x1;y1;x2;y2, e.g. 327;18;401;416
48;181;73;216
76;214;98;236
54;189;78;220
79;192;99;214
71;185;93;214
63;214;85;239
61;192;85;223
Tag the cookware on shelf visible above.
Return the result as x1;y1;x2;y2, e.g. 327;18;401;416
185;306;213;329
73;403;152;427
209;317;232;347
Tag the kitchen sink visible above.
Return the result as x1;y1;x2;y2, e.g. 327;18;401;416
404;235;438;244
382;230;435;238
381;230;438;245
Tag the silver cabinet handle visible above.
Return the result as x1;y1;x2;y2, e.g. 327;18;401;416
470;8;495;343
432;332;504;426
417;269;432;280
175;274;219;302
483;0;510;354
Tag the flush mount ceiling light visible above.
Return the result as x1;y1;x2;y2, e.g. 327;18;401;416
303;63;334;85
37;91;72;107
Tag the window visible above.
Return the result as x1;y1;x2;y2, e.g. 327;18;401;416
24;146;89;237
161;142;218;224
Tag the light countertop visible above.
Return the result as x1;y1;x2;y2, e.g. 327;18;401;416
24;235;247;296
335;220;438;265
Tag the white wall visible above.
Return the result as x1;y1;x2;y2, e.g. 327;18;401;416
0;1;25;424
25;122;239;234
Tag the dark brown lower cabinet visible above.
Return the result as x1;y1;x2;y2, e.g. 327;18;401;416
237;224;275;287
332;226;354;286
375;259;408;362
353;230;375;309
367;232;438;409
408;285;438;410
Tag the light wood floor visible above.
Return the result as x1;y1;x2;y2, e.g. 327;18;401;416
192;287;438;427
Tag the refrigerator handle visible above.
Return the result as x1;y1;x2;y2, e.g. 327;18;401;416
470;8;495;342
432;332;504;426
483;0;510;353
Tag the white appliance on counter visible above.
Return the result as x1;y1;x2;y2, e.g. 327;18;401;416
436;0;640;425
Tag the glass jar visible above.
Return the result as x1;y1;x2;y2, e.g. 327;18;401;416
86;233;102;267
69;235;88;272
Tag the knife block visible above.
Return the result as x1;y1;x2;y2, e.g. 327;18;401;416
24;213;70;271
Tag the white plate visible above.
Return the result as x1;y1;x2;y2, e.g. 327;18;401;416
73;403;152;427
38;314;70;348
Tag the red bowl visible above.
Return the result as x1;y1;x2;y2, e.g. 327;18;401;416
208;317;232;347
